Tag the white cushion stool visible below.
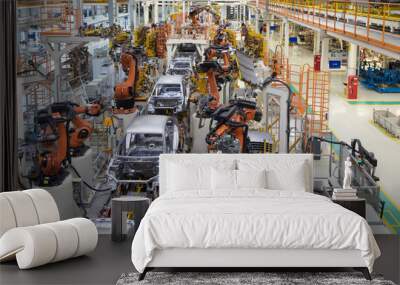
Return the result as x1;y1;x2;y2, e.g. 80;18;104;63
0;189;98;269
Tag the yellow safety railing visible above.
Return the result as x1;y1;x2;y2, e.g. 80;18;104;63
269;0;400;54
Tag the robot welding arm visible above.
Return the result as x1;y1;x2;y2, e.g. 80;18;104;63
114;53;137;101
206;69;221;112
69;116;94;149
35;110;68;178
34;102;101;183
204;45;233;73
196;61;224;119
39;122;68;177
73;103;102;116
206;100;262;153
69;103;102;150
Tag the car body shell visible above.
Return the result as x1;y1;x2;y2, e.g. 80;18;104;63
166;57;194;77
107;115;179;186
147;75;189;114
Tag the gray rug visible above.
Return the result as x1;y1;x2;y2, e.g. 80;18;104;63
116;272;396;285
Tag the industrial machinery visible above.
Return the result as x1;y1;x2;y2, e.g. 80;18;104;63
236;49;295;154
359;60;400;93
147;75;190;115
213;23;233;47
66;45;92;87
81;24;125;38
111;30;131;48
212;23;237;48
107;115;180;194
113;49;142;114
204;45;233;72
143;24;169;58
80;25;103;37
188;5;221;34
195;45;235;120
205;99;262;153
196;61;225;119
134;26;150;47
31;102;101;186
242;24;266;58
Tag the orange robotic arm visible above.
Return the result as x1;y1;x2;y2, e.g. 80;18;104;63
69;104;101;150
204;47;231;72
114;53;137;112
38;120;68;177
206;69;221;112
206;100;262;153
207;114;246;152
196;60;224;117
35;102;101;183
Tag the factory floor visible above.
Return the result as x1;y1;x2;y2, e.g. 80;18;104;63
282;43;400;234
0;234;398;285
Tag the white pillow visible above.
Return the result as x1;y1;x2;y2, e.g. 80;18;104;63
168;163;211;191
266;161;307;191
167;160;236;192
211;168;237;191
236;169;267;189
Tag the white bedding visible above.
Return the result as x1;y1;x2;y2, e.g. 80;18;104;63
131;190;380;273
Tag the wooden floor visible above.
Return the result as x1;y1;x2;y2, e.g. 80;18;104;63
0;235;398;285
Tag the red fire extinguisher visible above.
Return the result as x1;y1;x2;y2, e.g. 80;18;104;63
314;55;321;72
347;75;358;100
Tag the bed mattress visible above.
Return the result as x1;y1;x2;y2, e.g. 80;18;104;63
131;190;380;273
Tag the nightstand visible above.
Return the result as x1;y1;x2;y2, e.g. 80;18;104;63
332;198;366;218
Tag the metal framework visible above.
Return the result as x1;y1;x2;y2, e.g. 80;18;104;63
263;46;330;152
268;0;400;57
17;51;53;138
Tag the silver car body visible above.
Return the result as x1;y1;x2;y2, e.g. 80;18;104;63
166;57;194;76
147;75;188;114
107;115;179;185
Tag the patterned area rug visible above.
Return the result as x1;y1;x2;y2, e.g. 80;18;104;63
116;271;395;285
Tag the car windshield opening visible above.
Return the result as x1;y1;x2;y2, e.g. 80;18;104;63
173;62;190;69
122;133;164;156
156;84;181;96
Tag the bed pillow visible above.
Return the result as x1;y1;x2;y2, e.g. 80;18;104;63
211;168;237;191
265;161;307;191
236;169;267;189
168;162;210;191
237;157;311;192
167;160;236;192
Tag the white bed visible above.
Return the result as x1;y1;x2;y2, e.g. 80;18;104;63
131;154;380;280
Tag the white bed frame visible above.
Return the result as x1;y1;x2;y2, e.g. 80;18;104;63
148;249;365;268
139;154;371;280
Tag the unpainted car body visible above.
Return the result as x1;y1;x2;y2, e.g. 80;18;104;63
147;75;189;114
107;115;179;189
166;57;194;77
